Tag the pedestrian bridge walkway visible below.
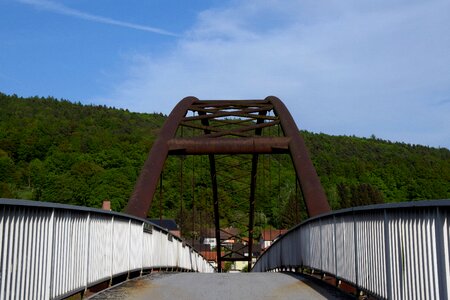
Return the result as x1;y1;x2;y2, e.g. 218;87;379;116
2;198;450;299
88;272;350;300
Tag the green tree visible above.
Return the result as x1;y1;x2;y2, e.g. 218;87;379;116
0;156;15;183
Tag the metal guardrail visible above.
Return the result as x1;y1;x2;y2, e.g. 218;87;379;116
252;200;450;300
0;199;214;300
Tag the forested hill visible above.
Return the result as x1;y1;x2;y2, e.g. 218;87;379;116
0;93;165;210
1;93;449;225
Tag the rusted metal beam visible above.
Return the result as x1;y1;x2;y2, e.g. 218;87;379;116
221;257;250;262
192;100;269;107
125;96;199;218
179;120;281;138
205;131;253;138
183;111;278;122
203;120;280;138
211;119;257;126
179;121;222;133
267;96;331;216
167;137;290;155
188;105;273;115
187;103;270;113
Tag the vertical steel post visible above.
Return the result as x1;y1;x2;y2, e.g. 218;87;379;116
435;207;448;300
248;154;259;270
319;218;323;272
46;209;55;299
84;212;91;292
110;215;114;284
334;215;338;286
128;219;131;278
353;211;359;296
191;155;195;247
384;209;393;299
209;154;221;272
247;110;266;270
196;109;222;272
180;156;184;235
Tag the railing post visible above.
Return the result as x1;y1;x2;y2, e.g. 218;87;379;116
384;209;393;299
353;210;359;295
46;208;55;299
84;212;91;292
334;215;338;287
128;219;131;278
5;207;15;300
309;222;312;274
436;207;448;300
141;222;144;275
110;215;114;284
319;218;323;273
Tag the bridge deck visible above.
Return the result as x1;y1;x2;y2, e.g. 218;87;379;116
88;272;351;300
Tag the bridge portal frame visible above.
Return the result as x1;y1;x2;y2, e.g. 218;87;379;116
125;96;330;272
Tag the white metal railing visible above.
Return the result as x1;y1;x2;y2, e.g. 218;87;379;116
252;200;450;300
0;199;214;300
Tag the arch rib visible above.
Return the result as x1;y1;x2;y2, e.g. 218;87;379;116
266;96;330;216
125;96;199;218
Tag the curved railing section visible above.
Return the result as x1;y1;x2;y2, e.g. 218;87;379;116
0;199;214;300
252;200;450;300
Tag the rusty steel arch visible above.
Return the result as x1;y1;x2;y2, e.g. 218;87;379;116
125;96;330;271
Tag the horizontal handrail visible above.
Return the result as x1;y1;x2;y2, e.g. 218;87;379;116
0;199;214;300
252;200;450;300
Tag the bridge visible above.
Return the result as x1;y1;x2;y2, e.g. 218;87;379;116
1;96;449;299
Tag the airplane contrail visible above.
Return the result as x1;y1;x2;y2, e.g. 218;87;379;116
18;0;179;37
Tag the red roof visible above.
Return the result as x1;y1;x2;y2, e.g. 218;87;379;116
260;229;288;241
202;227;241;240
200;251;225;262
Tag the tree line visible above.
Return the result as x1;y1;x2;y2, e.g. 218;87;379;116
1;92;449;231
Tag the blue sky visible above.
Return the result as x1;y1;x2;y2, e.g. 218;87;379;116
1;0;449;149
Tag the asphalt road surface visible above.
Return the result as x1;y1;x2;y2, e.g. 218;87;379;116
88;272;351;300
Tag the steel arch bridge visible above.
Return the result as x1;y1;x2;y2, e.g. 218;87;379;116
1;97;449;299
125;96;331;272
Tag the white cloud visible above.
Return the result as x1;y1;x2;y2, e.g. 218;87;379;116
18;0;178;36
99;0;450;148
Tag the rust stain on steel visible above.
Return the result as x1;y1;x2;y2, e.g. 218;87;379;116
167;137;290;155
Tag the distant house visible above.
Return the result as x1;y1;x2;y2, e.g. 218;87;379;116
259;228;288;251
199;249;225;270
202;235;217;249
148;219;181;238
228;242;261;271
221;227;240;247
201;227;240;250
199;227;266;271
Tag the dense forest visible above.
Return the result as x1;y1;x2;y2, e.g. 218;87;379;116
1;93;449;233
